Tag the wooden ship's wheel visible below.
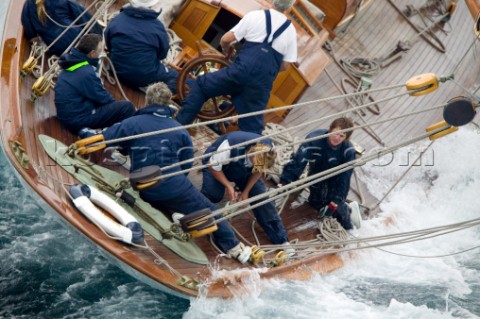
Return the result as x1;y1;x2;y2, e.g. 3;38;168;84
176;52;236;121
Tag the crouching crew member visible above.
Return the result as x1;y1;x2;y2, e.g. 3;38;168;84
202;131;290;246
279;117;357;230
54;34;135;135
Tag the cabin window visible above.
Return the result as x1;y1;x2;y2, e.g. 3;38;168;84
202;9;240;51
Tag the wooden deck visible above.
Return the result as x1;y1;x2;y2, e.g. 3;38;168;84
2;0;480;298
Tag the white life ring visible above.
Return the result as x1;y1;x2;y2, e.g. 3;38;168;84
69;184;144;245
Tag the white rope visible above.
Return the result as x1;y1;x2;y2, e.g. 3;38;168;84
41;0;101;55
209;126;448;223
87;81;415;148
148;101;446;181
41;0;115;80
261;216;480;260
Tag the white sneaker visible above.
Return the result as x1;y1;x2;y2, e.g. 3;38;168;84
171;212;185;224
110;150;131;170
348;201;361;229
282;241;295;257
227;242;252;264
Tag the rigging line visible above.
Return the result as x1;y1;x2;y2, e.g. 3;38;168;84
262;217;480;253
101;56;130;101
86;82;412;147
373;244;480;259
450;78;480;102
42;4;91;28
42;0;115;78
158;94;446;176
153;102;447;181
386;0;447;52
89;89;420;158
153;89;417;174
309;217;480;250
39;0;101;54
265;219;480;258
449;30;480;75
410;7;449;40
324;67;385;145
210;126;448;223
369;140;436;211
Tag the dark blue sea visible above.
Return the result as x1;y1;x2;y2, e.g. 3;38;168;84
1;1;480;318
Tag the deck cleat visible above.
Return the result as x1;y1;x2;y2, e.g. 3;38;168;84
271;251;288;267
250;245;266;264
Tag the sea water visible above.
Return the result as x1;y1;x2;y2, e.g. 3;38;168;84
1;127;479;318
1;2;480;318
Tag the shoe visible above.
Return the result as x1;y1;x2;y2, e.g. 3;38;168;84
110;150;131;170
227;242;252;264
282;241;295;257
348;201;361;229
171;212;184;224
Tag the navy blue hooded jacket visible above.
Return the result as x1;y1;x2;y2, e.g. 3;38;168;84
104;6;170;88
280;129;356;204
103;105;194;201
203;131;272;176
21;0;102;56
55;48;116;127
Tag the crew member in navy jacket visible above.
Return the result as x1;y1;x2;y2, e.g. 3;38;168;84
21;0;102;56
104;0;191;94
96;82;250;262
202;131;290;247
176;0;297;134
54;34;135;135
279;117;356;230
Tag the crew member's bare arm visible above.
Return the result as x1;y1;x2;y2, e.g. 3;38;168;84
220;31;237;56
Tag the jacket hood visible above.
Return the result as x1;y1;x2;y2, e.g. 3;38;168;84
122;5;162;20
135;104;175;118
58;48;99;70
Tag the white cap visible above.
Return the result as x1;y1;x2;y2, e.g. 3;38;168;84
129;0;159;8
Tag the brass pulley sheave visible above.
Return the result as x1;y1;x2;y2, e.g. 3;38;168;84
31;75;53;101
21;56;38;78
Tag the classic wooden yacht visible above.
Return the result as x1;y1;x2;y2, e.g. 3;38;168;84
1;0;479;298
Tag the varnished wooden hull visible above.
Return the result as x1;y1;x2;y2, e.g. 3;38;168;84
2;0;480;298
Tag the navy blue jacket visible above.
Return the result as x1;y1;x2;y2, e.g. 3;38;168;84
55;48;115;126
203;131;272;176
280;129;356;203
21;0;102;56
103;105;194;200
104;6;170;88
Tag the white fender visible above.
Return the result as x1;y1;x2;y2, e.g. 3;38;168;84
69;184;144;245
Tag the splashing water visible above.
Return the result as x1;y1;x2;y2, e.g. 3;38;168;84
184;126;480;318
